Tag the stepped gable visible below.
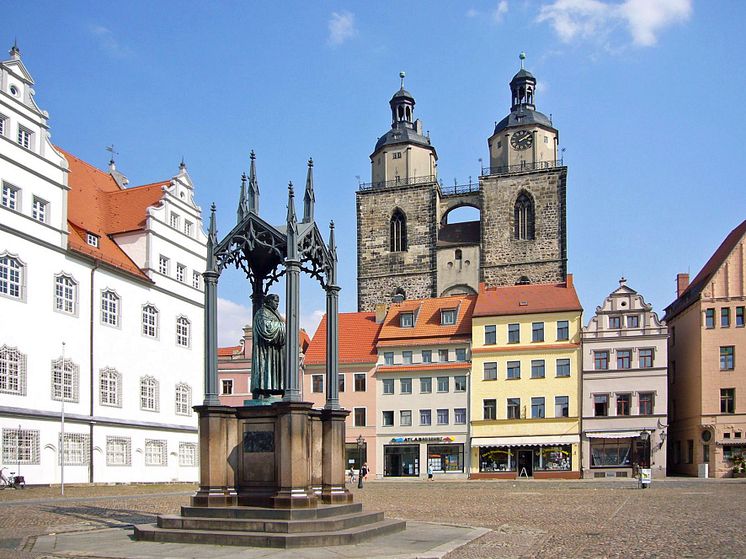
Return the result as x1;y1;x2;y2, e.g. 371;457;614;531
377;294;476;344
59;147;169;280
473;277;581;317
304;312;381;366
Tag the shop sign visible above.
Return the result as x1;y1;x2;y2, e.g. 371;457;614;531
390;436;455;444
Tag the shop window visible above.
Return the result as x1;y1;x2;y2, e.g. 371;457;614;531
420;377;432;393
507;398;521;419
312;374;323;393
594;394;609;416
400;377;412;394
556;320;569;341
590;440;632;467
556;358;571;377
484;325;496;345
594;351;609;370
345;442;367;471
616;393;631;416
720;346;735;370
705;308;715;329
532;322;544;342
427;444;464;473
382;378;394;394
483;362;497;380
508;323;520;344
479;446;515;472
483;399;496;420
384;445;419;477
535;446;572;471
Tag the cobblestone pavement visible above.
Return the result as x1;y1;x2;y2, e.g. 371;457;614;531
0;479;744;558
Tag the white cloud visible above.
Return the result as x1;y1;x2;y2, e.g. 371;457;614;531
466;8;479;17
328;11;358;46
217;297;252;347
301;308;325;337
89;24;132;58
537;0;691;47
493;1;510;23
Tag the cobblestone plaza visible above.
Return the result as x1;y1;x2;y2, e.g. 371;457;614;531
0;479;743;558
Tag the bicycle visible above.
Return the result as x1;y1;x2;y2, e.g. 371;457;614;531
0;467;25;489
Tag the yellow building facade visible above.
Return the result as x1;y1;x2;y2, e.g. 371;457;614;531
469;280;583;479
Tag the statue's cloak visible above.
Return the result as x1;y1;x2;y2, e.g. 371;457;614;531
251;304;286;395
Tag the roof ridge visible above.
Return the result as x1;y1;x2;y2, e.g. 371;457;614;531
55;145;123;190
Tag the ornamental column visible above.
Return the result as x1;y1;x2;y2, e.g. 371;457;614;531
283;184;301;402
202;204;221;406
325;221;340;410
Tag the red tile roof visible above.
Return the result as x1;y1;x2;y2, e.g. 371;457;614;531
376;362;470;374
377;295;476;345
218;345;241;357
473;278;581;317
300;329;311;354
304;312;382;366
59;147;168;280
665;220;746;320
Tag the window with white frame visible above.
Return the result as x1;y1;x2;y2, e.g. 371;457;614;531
59;433;90;465
17;125;32;149
1;182;19;210
54;274;77;315
0;114;6;136
140;375;159;411
179;442;197;466
142;305;158;337
106;436;131;466
100;290;120;326
145;439;167;466
222;379;234;394
184;220;193;237
158;255;169;275
51;357;79;402
192;270;201;289
86;232;99;247
32;197;48;222
0;254;24;300
99;367;122;407
175;382;192;416
2;428;40;465
170;212;180;229
176;316;191;347
176;263;186;282
0;345;26;395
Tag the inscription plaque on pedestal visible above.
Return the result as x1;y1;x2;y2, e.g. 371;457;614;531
244;431;274;453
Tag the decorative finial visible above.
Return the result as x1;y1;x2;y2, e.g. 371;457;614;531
619;276;627;286
250;149;256;161
519;51;526;69
179;156;186;170
399;71;406;88
288;181;294;196
308;157;313;168
9;39;20;58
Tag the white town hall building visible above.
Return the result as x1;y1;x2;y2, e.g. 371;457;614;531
0;45;206;484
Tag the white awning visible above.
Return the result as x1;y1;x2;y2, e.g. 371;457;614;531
472;434;579;447
585;431;642;439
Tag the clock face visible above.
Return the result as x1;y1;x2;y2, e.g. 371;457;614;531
510;130;533;151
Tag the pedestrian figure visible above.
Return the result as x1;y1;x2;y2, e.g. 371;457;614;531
361;462;369;481
427;465;434;481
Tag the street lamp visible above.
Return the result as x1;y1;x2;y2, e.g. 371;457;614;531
356;434;365;489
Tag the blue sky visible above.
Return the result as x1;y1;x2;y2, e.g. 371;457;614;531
6;1;745;345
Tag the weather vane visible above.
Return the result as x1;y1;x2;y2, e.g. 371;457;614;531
399;71;406;88
519;52;526;69
106;144;119;164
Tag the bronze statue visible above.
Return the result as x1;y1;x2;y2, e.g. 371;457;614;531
251;294;286;399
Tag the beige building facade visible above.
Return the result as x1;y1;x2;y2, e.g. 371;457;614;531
581;279;668;479
665;221;746;477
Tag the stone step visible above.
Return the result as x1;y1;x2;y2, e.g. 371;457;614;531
180;502;363;520
158;510;384;533
134;518;406;548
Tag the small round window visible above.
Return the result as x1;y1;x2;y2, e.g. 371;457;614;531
9;85;18;96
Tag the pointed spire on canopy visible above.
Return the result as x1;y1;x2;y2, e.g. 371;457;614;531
328;220;338;286
237;172;248;223
207;203;218;272
286;182;298;259
303;157;315;223
179;156;186;171
247;150;259;214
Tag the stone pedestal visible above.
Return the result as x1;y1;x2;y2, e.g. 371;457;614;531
321;408;353;504
192;405;238;507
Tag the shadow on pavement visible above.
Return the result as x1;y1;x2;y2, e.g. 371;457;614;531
40;505;156;528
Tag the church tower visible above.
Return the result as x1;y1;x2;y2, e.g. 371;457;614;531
480;53;567;286
356;73;439;311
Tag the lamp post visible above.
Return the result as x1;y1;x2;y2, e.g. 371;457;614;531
356;434;364;489
639;430;651;467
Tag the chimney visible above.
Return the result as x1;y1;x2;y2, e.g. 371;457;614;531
676;273;690;297
566;273;573;288
375;304;387;324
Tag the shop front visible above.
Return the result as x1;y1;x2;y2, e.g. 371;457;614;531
471;435;580;479
383;436;467;478
584;431;653;478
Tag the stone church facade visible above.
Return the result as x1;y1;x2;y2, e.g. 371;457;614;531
356;60;567;312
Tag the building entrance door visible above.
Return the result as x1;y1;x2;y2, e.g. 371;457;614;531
517;450;534;477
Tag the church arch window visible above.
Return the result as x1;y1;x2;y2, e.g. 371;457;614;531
390;209;407;252
514;191;535;240
392;287;406;303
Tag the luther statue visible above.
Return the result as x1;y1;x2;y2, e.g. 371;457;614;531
251;294;286;399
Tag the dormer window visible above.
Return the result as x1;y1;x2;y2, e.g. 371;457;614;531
400;312;414;328
86;233;99;248
441;309;457;325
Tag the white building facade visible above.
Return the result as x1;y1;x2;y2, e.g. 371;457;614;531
0;46;206;484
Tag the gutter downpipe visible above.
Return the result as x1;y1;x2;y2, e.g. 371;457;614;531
89;260;100;483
